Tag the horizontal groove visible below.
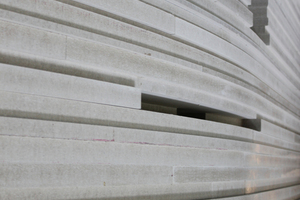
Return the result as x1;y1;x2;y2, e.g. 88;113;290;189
0;92;254;143
65;0;298;92
202;68;300;119
55;0;265;84
0;1;299;199
140;0;300;100
56;0;249;69
1;1;299;117
0;5;300;130
0;163;173;187
0;48;136;87
245;178;300;195
186;0;250;30
212;184;300;200
1;182;300;200
55;0;175;36
140;81;257;119
2;117;299;157
0;134;247;169
0;7;298;133
0;182;238;200
0;63;141;109
1;91;300;152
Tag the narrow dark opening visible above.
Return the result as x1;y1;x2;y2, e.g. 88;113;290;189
141;94;260;131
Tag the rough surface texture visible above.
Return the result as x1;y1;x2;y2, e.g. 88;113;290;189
0;0;300;199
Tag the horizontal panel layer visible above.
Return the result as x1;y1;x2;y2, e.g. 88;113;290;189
218;0;253;26
261;120;298;143
2;117;300;158
58;0;175;33
1;90;300;153
253;132;300;152
245;177;300;194
0;17;66;59
0;181;245;200
187;0;252;28
0;0;299;199
245;153;300;168
174;167;270;183
1;0;299;115
0;48;136;87
213;184;300;200
140;0;300;108
66;36;300;133
0;135;244;167
0;91;256;142
0;64;141;109
138;77;255;119
2;181;299;200
0;163;172;187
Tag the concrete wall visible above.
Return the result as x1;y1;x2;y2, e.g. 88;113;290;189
1;0;300;199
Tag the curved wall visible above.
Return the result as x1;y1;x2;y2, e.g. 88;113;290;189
1;0;300;199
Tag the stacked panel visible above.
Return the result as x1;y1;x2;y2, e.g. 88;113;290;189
0;0;300;199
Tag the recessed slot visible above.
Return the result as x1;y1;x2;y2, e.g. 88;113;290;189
141;93;258;130
142;103;177;115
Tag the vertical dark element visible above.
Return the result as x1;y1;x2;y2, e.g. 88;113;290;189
249;0;270;45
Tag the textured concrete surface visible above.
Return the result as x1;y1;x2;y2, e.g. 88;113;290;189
0;0;300;199
0;64;141;109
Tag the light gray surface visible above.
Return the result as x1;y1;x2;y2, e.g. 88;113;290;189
1;0;300;199
0;90;256;142
0;64;141;109
0;133;246;167
0;19;66;59
1;163;173;187
1;116;299;157
61;0;175;34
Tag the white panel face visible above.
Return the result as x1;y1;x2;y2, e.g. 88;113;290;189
0;0;300;199
0;64;141;109
70;0;175;33
0;20;66;59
